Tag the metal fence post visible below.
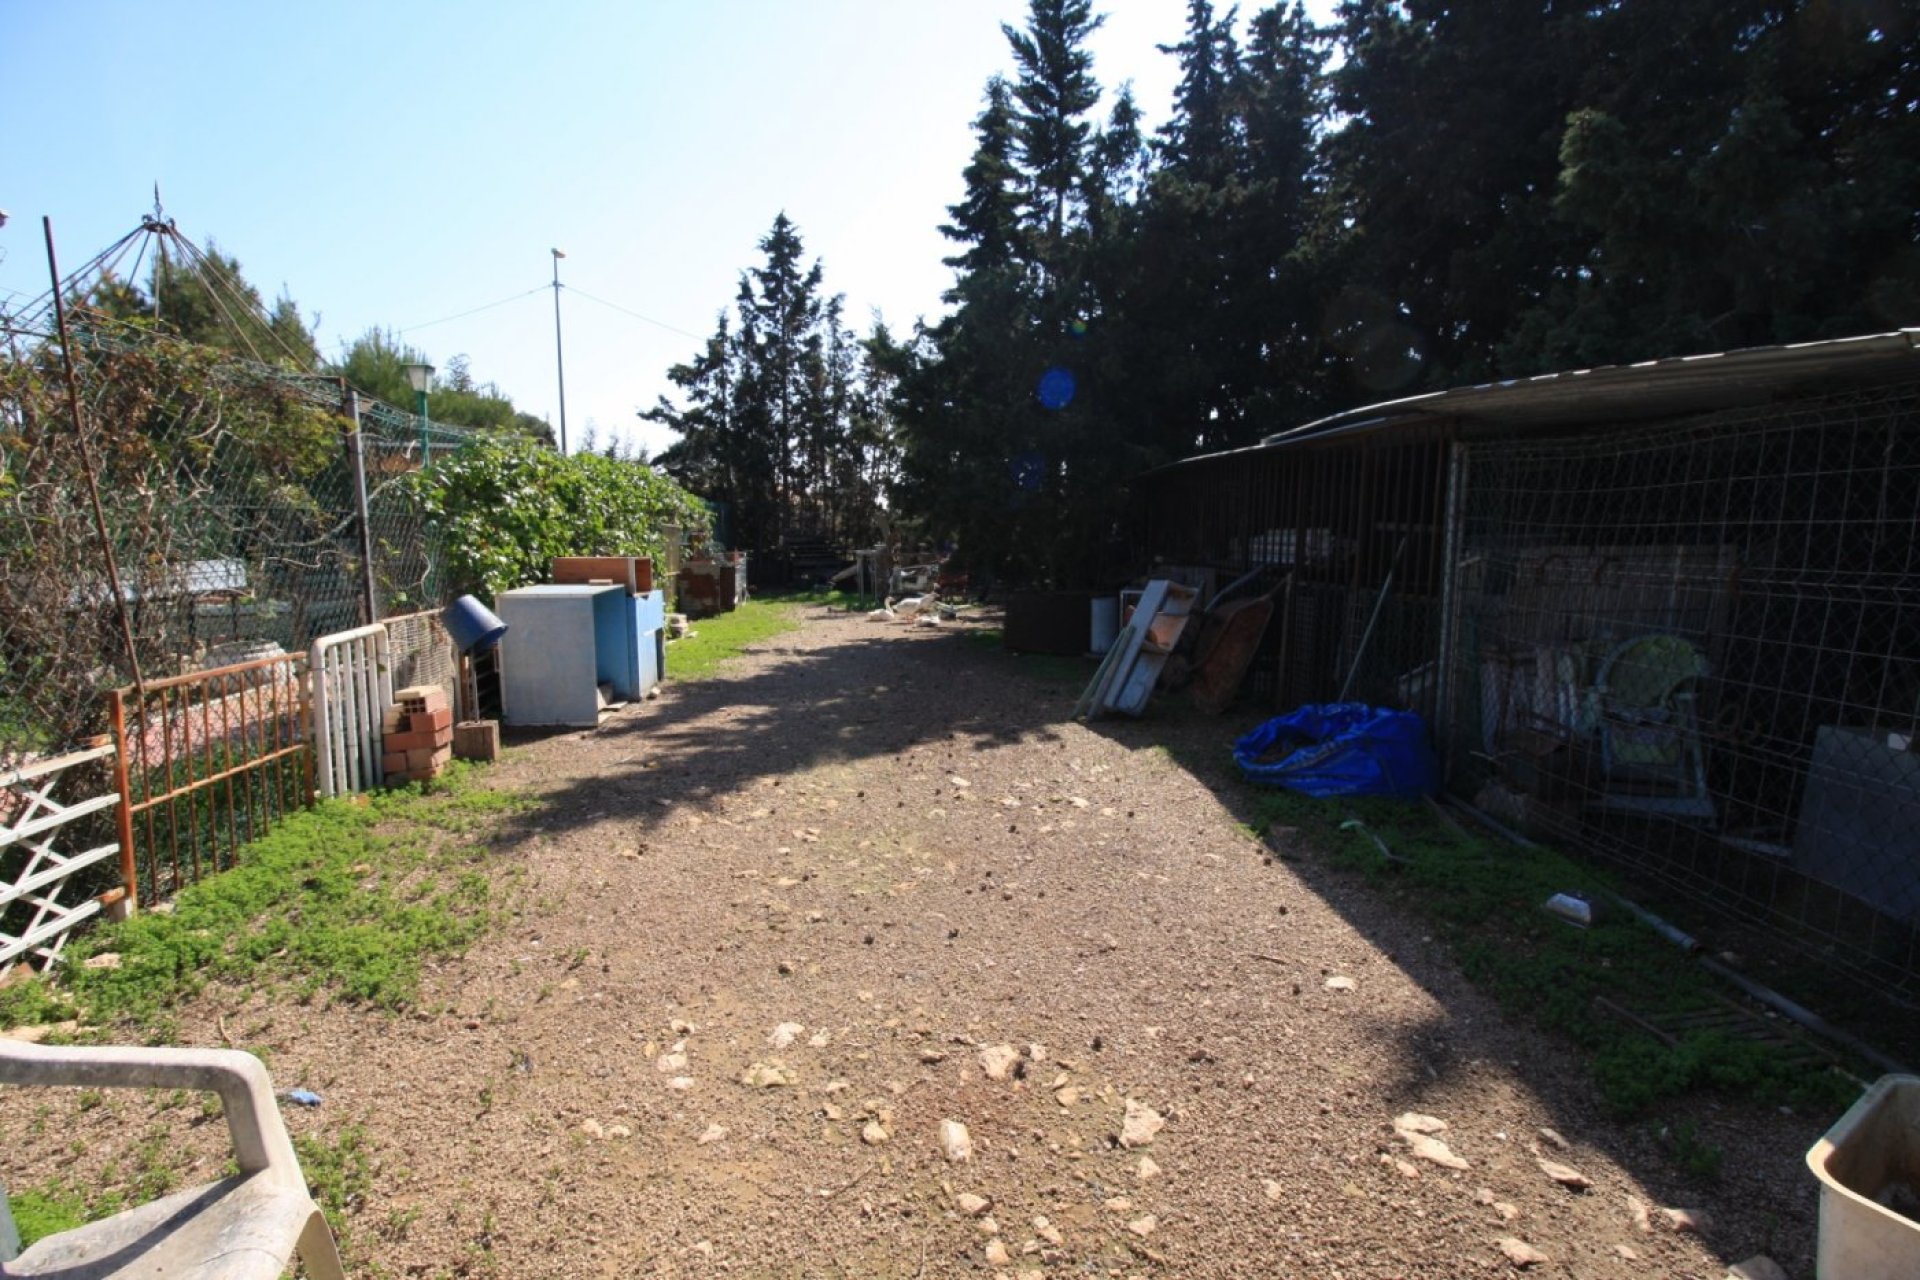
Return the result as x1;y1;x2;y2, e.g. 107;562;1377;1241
342;386;380;626
109;689;139;911
1433;439;1469;782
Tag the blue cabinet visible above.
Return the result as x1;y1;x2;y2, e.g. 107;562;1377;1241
495;585;665;727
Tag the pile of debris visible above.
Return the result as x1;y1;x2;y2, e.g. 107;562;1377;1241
381;685;453;785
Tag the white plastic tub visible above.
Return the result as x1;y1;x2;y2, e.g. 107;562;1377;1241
1807;1074;1920;1280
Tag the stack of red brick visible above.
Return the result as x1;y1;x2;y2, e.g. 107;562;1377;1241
382;685;453;785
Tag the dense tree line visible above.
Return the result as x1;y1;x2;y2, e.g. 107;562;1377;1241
890;0;1917;587
643;213;900;553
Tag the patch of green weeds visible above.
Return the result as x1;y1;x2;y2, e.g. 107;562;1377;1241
49;765;516;1031
5;1181;90;1248
1242;783;1859;1120
665;598;811;681
960;627;1095;688
294;1125;374;1225
0;975;74;1031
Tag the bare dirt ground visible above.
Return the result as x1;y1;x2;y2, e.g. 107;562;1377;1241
5;607;1827;1278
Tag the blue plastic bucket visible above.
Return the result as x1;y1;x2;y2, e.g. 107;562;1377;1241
444;595;508;652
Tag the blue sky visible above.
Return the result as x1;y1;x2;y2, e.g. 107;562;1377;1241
2;1;1324;455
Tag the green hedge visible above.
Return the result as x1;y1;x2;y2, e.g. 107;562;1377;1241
410;438;706;602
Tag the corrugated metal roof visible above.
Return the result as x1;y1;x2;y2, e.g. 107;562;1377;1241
1149;329;1920;475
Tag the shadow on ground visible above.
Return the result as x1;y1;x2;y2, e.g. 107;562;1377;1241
488;608;1824;1274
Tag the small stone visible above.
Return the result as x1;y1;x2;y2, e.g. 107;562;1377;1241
741;1062;794;1088
1661;1207;1711;1235
82;953;122;970
1137;1156;1161;1181
1615;1244;1640;1261
1474;1187;1497;1206
980;1043;1021;1080
769;1021;805;1049
808;1030;831;1048
1120;1099;1165;1148
920;1048;948;1063
862;1120;890;1146
978;1216;1000;1236
1626;1195;1652;1234
1537;1126;1570;1150
670;1018;696;1034
1403;1132;1469;1170
580;1118;605;1139
1034;1216;1063;1245
1027;1043;1048;1062
1393;1112;1449;1136
1056;1086;1081;1107
957;1192;991;1216
1016;1270;1044;1280
941;1119;973;1162
691;1240;713;1258
1538;1159;1590;1190
1494;1201;1520;1222
823;1079;850;1094
1324;975;1356;991
1389;1157;1421;1179
1104;1196;1134;1212
822;1103;845;1121
1498;1237;1548;1268
985;1239;1011;1266
777;960;795;976
1262;1179;1282;1202
607;1124;632;1139
1127;1215;1157;1238
667;1076;695;1091
697;1123;728;1145
1726;1257;1788;1280
657;1051;688;1073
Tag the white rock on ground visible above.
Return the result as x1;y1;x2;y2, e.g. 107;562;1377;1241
984;1239;1011;1266
979;1043;1021;1080
1394;1113;1449;1135
1538;1158;1591;1190
1120;1099;1166;1148
1403;1132;1470;1171
956;1192;991;1216
769;1021;805;1049
1727;1257;1787;1280
697;1123;728;1145
1498;1237;1548;1268
941;1119;973;1162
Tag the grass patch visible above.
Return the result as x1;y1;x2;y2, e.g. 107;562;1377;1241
960;627;1095;689
3;762;526;1035
665;596;816;680
1241;783;1861;1123
5;1181;92;1249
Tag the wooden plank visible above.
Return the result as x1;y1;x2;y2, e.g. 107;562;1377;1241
0;743;115;790
0;793;121;848
0;843;119;908
0;897;102;966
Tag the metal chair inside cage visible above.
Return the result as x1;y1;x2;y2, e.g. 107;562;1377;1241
1590;632;1717;823
0;1039;344;1279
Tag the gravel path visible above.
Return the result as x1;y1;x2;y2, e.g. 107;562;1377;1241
4;607;1823;1277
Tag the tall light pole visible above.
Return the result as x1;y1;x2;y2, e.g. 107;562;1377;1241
404;361;434;465
551;247;569;454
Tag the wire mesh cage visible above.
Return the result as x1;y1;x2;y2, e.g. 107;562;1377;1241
1450;382;1920;988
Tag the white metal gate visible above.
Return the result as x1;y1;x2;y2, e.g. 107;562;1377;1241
0;742;123;976
310;625;393;798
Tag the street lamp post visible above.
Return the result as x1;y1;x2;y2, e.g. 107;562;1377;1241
404;361;434;465
551;248;569;455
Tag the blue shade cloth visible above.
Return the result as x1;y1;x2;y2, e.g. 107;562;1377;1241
1233;703;1439;798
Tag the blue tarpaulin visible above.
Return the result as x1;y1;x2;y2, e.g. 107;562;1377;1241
1233;703;1439;799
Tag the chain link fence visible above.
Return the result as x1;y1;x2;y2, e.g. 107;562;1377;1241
0;323;480;766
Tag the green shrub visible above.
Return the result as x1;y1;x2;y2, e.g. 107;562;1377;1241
410;437;706;602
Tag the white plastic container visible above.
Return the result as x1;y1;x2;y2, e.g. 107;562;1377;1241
1806;1074;1920;1280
